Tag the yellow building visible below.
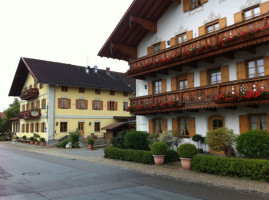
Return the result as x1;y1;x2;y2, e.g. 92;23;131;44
9;57;135;145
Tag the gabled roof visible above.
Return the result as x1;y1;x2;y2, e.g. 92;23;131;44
9;57;136;97
98;0;177;61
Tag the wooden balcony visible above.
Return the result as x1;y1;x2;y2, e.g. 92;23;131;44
16;109;41;120
129;77;269;115
128;13;269;79
20;88;39;100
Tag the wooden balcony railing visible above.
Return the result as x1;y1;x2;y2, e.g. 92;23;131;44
129;77;269;115
20;88;39;100
128;13;269;78
16;109;41;120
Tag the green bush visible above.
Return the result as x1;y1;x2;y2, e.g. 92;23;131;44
88;138;94;145
192;155;269;182
68;129;80;148
104;146;154;164
14;135;19;139
124;130;149;150
22;135;26;140
111;131;125;149
57;139;69;148
192;134;203;142
151;142;168;155
165;149;179;163
178;143;197;158
34;138;38;141
236;130;269;159
40;137;45;142
29;137;34;141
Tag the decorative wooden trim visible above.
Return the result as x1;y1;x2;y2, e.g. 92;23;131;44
130;16;157;33
111;43;137;58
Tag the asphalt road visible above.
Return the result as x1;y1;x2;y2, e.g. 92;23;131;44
0;144;268;200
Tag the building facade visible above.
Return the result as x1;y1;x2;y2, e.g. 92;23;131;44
99;0;269;148
9;58;135;144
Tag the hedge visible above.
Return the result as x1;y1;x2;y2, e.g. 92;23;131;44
192;155;269;182
104;146;154;164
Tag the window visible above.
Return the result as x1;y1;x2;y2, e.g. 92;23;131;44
177;33;187;44
30;123;34;133
123;102;128;111
31;102;35;110
26;103;29;111
154;119;163;133
62;86;68;92
42;99;46;109
244;6;260;20
78;99;85;109
35;123;39;132
210;69;221;84
110;101;115;110
41;122;46;132
190;0;202;9
178;118;189;136
29;85;32;89
34;83;37;88
110;90;115;96
123;91;128;97
249;115;267;131
154;80;162;94
95;122;100;132
26;124;29;133
61;98;68;109
60;122;67;132
153;43;161;54
22;124;25;133
22;104;25;111
209;116;225;130
178;80;188;90
94;100;101;110
36;100;40;109
95;89;101;95
247;58;264;78
207;22;219;33
79;87;85;93
39;83;43;89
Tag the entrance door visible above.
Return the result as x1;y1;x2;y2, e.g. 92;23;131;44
78;122;84;138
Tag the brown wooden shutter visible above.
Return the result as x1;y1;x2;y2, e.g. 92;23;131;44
149;119;153;134
200;70;208;86
160;41;166;50
67;99;71;109
189;117;195;137
92;100;95;110
161;79;167;93
147;46;153;55
107;101;110;110
239;115;248;134
234;11;243;23
198;25;206;36
162;119;167;133
36;100;40;109
148;82;153;95
236;61;246;80
170;36;177;46
186;30;193;40
171;76;177;91
172;118;178;133
58;98;61;108
85;100;88;109
260;1;269;14
76;99;79;109
115;102;118;110
187;73;194;88
100;101;103;110
22;105;25;111
183;0;190;12
219;17;227;29
263;56;269;76
221;65;229;82
202;0;208;3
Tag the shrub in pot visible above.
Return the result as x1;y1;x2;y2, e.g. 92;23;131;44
88;138;94;150
29;137;34;144
22;135;26;142
178;143;197;170
151;142;168;166
40;137;45;146
34;138;39;145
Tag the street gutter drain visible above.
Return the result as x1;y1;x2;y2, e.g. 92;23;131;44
22;172;40;176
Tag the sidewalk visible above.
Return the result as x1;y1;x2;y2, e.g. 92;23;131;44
1;141;269;195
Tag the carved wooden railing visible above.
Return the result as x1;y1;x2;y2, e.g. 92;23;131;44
129;77;269;115
128;13;269;78
20;88;39;100
16;109;41;120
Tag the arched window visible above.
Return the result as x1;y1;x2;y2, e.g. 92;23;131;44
209;116;225;130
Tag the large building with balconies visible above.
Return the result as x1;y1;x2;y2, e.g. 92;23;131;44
99;0;269;147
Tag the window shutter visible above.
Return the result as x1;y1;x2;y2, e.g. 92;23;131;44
76;99;79;109
107;101;110;110
22;105;25;111
115;102;118;110
221;65;229;82
147;46;153;55
171;76;177;91
170;36;177;46
219;17;227;29
183;0;190;12
202;0;208;3
92;100;95;110
85;100;88;109
58;98;61;108
162;119;167;133
148;82;153;95
200;70;208;86
186;30;193;40
260;1;269;14
36;100;40;109
149;119;153;134
100;101;103;110
198;25;205;36
263;56;269;76
67;99;71;109
161;79;167;93
234;11;242;23
160;41;166;50
239;115;248;134
189;117;195;137
236;61;246;80
187;73;194;88
172;118;178;133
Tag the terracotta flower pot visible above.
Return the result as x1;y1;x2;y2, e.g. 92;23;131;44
34;141;39;145
153;155;165;166
40;142;45;146
88;144;93;150
30;141;34;144
180;158;192;170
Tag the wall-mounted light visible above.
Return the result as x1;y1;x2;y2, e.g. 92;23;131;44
167;40;170;46
56;122;58;126
145;84;147;90
89;122;91;126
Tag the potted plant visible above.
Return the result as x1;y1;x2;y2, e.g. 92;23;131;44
151;142;168;166
22;135;27;143
34;138;39;145
178;143;197;170
29;137;34;144
88;138;94;150
192;134;204;153
40;137;45;146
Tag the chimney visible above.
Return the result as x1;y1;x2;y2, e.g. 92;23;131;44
85;66;90;74
106;67;110;75
93;65;98;74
